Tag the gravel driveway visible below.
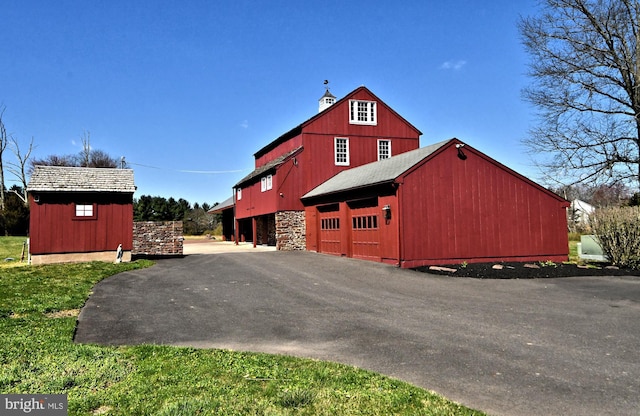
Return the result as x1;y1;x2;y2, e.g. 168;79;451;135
75;245;640;416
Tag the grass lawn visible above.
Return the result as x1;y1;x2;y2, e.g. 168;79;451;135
0;238;483;415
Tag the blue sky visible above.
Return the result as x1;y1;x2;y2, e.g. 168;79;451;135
2;0;540;206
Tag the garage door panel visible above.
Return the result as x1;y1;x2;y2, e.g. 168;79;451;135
319;210;341;255
351;207;380;261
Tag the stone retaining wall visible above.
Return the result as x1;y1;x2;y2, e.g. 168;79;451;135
275;211;306;251
133;221;183;256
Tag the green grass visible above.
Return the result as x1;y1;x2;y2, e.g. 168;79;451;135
0;240;484;415
0;236;28;268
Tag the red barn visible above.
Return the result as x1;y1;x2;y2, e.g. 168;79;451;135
302;139;569;267
234;86;422;249
27;166;136;265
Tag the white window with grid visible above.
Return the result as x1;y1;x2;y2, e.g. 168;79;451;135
349;100;377;125
378;139;391;160
75;204;94;217
334;137;350;166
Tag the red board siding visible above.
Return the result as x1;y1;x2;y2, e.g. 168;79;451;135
255;135;303;166
399;144;568;266
29;193;133;255
235;179;278;220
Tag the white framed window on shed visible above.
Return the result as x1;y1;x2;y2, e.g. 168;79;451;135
74;203;96;219
378;139;391;160
334;137;350;166
349;100;377;125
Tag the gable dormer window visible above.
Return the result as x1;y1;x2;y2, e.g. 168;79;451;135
349;100;377;125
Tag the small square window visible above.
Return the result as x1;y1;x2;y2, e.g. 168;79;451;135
74;203;96;219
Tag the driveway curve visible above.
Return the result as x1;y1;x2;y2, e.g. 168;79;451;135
75;249;640;416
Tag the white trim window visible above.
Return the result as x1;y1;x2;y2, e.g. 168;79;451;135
378;139;391;160
334;137;350;166
349;100;377;125
261;174;273;192
74;203;95;218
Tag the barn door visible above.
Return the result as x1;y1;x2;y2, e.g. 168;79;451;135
348;199;380;261
318;204;341;255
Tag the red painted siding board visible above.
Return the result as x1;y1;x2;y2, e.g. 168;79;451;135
29;193;133;255
399;144;568;265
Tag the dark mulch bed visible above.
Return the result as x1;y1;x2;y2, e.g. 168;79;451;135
414;262;640;279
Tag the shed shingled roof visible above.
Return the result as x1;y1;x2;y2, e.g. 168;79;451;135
27;166;136;193
302;140;451;200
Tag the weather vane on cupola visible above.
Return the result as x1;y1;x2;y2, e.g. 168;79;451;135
319;80;336;112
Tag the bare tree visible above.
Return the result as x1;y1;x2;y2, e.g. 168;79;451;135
0;106;8;210
79;130;91;167
519;0;640;190
7;136;35;205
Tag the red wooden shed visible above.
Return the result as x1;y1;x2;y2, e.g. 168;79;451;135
27;166;136;265
302;139;569;268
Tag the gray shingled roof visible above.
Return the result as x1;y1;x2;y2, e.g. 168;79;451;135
27;166;136;193
235;146;303;188
208;195;234;213
302;140;451;200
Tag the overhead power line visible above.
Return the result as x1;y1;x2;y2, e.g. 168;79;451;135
128;161;248;175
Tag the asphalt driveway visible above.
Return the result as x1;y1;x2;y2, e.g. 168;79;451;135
75;249;640;416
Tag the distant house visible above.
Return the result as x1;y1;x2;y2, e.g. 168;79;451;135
234;86;422;249
302;139;570;267
27;166;136;265
569;199;595;228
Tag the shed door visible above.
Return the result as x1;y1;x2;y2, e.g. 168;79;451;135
349;200;380;261
318;204;341;255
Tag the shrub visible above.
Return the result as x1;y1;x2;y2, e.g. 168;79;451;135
590;206;640;269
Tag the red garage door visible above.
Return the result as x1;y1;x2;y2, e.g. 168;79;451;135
318;204;341;255
349;202;380;261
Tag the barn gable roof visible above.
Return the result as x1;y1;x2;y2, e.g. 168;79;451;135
253;85;422;159
302;139;451;200
235;146;303;188
27;166;136;193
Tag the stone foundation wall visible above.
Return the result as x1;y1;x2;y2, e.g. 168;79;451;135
275;211;306;251
133;221;184;256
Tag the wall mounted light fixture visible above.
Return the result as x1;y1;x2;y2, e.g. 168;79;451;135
456;143;467;160
382;204;391;220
